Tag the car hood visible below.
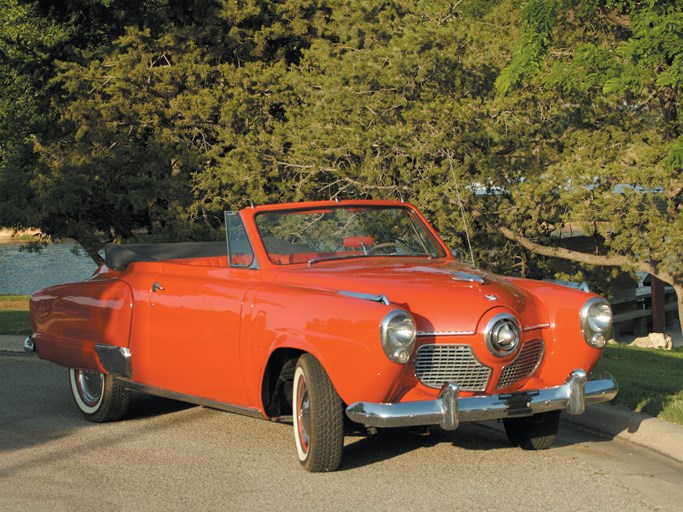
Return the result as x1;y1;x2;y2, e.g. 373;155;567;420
274;258;530;334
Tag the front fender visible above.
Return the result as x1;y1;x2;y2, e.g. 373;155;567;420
248;285;408;407
508;278;605;384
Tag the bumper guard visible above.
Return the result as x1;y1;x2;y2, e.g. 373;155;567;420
345;369;617;431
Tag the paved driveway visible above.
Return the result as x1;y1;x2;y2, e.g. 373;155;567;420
2;354;682;512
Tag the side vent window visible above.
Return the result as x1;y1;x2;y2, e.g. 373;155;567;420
225;212;256;268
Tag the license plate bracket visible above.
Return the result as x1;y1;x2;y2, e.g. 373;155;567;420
500;390;539;418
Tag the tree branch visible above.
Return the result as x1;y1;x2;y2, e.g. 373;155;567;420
470;209;674;283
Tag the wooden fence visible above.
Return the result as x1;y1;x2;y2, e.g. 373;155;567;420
610;285;679;338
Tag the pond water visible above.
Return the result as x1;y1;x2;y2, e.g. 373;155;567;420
0;242;98;295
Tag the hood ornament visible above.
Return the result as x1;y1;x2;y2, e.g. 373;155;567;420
450;271;484;284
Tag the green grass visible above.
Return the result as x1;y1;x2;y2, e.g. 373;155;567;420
0;311;31;335
595;343;683;426
0;295;31;335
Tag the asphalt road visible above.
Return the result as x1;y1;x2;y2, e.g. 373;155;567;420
2;354;682;512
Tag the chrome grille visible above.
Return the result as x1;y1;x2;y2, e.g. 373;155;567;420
414;345;491;391
496;339;545;389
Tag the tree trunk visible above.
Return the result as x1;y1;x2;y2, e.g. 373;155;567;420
673;283;683;343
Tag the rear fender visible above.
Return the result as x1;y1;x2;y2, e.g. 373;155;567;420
30;278;134;371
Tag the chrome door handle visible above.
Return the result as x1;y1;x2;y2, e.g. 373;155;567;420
151;282;165;292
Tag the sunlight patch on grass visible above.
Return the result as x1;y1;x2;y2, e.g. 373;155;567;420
0;295;29;311
595;344;683;426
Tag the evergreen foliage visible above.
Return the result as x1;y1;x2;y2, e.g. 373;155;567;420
1;0;681;327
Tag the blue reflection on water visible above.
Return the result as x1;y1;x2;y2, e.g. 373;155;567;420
0;242;97;295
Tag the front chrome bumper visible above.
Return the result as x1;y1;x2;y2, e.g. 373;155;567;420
345;369;618;431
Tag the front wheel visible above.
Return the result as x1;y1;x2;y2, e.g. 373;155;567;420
69;368;130;423
503;410;561;450
292;354;344;472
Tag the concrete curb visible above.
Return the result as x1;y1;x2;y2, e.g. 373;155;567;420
562;403;683;465
3;334;683;464
0;335;25;352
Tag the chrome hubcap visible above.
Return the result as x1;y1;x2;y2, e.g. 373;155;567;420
76;370;103;407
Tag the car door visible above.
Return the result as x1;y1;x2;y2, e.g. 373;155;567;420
144;261;257;406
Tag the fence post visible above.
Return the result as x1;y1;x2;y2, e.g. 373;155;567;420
651;275;665;333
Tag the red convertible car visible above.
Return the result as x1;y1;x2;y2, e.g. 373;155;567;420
27;200;617;472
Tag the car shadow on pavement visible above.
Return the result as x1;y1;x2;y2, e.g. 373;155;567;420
339;423;511;471
124;393;196;421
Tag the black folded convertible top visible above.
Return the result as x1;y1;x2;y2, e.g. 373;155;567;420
104;241;227;270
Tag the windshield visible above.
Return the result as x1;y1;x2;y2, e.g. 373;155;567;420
254;206;446;265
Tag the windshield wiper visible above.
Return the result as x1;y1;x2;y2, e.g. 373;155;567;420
307;254;370;267
307;252;440;266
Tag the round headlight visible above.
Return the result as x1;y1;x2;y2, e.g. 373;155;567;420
581;297;613;348
381;310;417;364
484;313;521;357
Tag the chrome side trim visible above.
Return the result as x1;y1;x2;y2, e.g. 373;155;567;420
450;271;485;283
345;369;618;430
117;379;264;419
522;323;550;332
95;345;132;377
420;325;550;337
416;330;475;337
338;291;390;305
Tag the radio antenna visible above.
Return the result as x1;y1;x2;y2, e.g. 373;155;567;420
446;150;476;266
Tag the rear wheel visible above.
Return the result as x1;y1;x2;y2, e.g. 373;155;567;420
69;368;130;422
292;354;344;472
503;410;561;450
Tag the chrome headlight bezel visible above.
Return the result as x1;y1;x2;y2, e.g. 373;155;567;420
580;297;613;348
380;310;417;364
484;313;521;357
